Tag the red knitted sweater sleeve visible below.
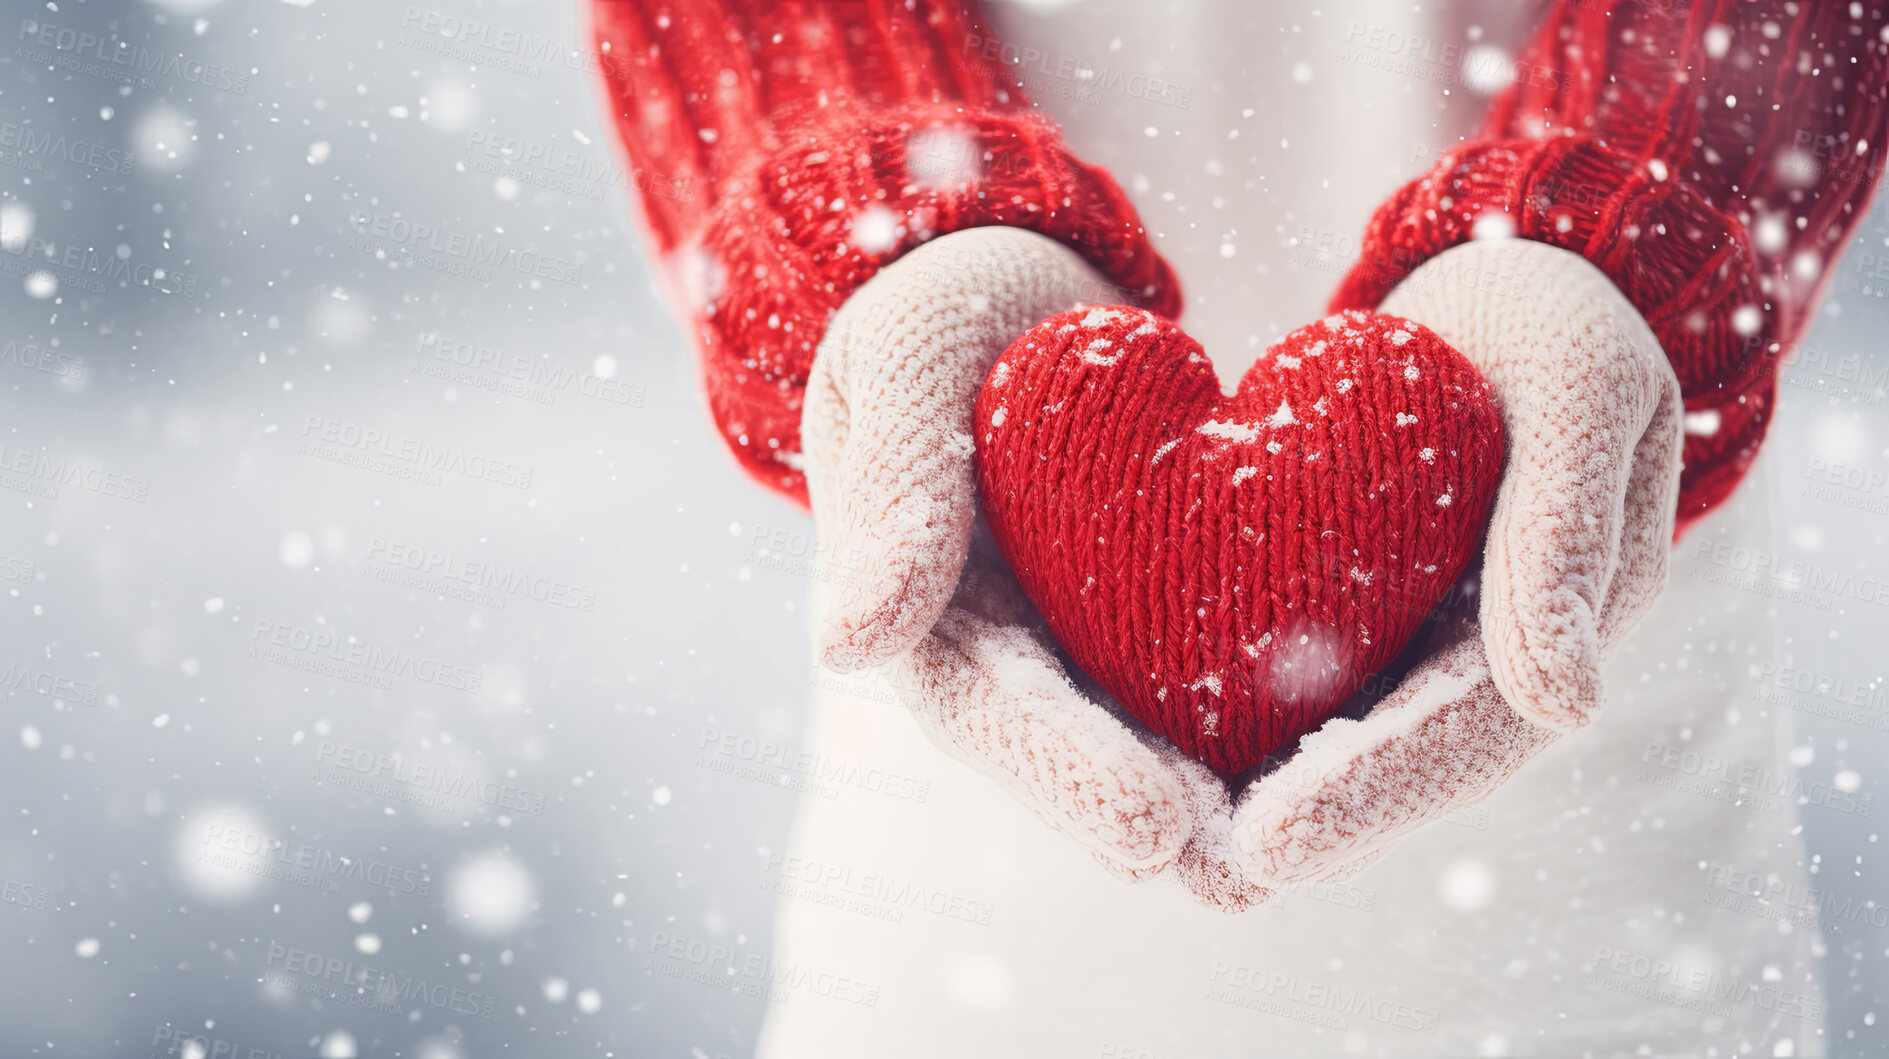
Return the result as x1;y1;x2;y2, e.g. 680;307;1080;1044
591;0;1181;505
1332;1;1889;533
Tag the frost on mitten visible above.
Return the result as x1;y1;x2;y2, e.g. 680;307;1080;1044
592;0;1180;504
1334;0;1889;533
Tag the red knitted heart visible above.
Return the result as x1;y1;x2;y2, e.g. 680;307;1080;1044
974;308;1504;776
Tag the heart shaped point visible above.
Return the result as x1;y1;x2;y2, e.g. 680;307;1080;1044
974;307;1504;776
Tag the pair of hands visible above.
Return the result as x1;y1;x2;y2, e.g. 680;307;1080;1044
800;226;1683;910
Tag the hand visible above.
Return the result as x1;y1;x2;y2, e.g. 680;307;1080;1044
802;226;1198;877
1220;236;1686;885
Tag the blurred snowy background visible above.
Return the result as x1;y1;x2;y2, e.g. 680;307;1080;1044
0;0;1885;1055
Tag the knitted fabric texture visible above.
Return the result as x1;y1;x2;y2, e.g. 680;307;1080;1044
799;228;1684;903
592;0;1180;503
804;229;1200;873
1375;239;1683;734
973;307;1504;776
1334;0;1889;533
1233;238;1684;885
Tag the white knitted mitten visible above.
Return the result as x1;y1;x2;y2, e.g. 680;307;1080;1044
805;227;1195;876
1228;237;1684;883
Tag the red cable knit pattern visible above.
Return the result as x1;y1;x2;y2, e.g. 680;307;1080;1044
1336;1;1889;532
1332;136;1771;398
974;308;1504;776
592;0;1180;503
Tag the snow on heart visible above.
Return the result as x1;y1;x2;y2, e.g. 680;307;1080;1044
973;307;1504;776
